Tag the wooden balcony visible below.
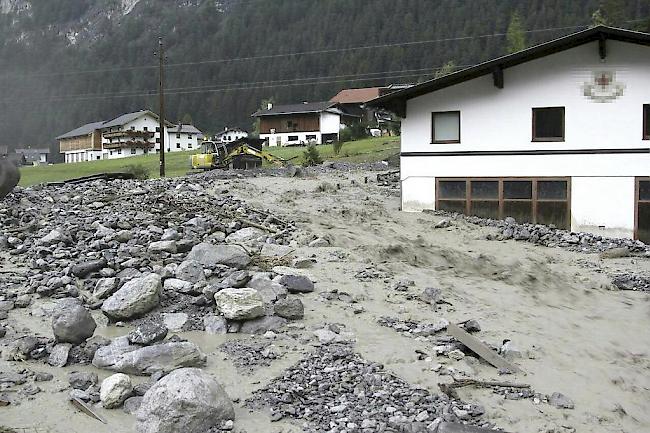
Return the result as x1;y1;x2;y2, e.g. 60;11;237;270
103;130;154;139
103;140;154;150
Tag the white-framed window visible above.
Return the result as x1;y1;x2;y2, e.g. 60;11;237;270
431;111;460;143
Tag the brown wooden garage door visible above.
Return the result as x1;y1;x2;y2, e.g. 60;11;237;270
636;178;650;243
436;177;571;229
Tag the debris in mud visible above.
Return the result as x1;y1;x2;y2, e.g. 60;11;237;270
247;343;494;432
434;211;649;254
219;339;284;373
611;273;650;292
377;316;449;337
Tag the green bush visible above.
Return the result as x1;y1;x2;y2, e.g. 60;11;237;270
123;164;150;180
302;145;323;166
332;139;345;156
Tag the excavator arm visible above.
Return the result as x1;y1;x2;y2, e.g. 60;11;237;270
223;144;291;166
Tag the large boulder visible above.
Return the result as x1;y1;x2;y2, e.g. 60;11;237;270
225;227;265;243
128;322;168;345
278;274;314;293
273;297;305;320
100;373;133;409
92;337;206;376
214;288;265;320
136;368;234;433
239;315;287;335
71;258;108;278
51;302;97;344
101;274;162;321
186;243;251;269
175;259;205;283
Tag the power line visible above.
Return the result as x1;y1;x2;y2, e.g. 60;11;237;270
0;70;450;105
17;64;471;102
0;23;593;79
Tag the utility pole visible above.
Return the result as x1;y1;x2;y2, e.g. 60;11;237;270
157;37;166;177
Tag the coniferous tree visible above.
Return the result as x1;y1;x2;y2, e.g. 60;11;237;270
506;12;527;53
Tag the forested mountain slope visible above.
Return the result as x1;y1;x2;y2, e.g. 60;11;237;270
0;0;648;153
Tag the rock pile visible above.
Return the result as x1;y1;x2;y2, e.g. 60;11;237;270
247;343;491;432
0;175;314;371
433;211;649;255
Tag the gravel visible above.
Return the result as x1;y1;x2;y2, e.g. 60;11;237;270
247;343;492;432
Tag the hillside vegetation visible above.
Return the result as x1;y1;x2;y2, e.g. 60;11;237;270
0;0;648;154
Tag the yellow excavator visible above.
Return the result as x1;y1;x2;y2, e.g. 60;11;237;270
191;138;291;170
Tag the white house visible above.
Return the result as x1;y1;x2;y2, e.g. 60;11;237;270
57;110;204;162
370;26;650;243
252;102;354;146
214;127;248;144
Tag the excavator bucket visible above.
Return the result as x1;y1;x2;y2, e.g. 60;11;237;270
0;159;20;200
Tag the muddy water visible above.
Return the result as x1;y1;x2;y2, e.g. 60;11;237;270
2;170;650;433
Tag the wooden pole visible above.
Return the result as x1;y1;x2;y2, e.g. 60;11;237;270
158;37;166;177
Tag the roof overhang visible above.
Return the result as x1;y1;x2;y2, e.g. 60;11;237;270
367;26;650;117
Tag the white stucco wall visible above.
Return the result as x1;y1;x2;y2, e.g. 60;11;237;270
399;40;650;237
262;132;322;146
402;40;650;154
571;177;636;238
320;112;342;134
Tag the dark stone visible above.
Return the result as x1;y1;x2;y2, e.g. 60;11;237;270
71;258;108;278
278;274;314;294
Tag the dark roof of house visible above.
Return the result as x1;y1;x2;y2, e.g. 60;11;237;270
15;148;50;155
252;101;338;117
55;121;105;140
368;26;650;116
331;87;383;104
168;124;204;134
103;110;158;128
57;110;178;140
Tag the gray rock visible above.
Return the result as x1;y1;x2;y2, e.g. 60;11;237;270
47;343;72;367
247;273;287;303
260;243;293;257
149;240;178;254
0;300;14;311
71;258;108;278
92;338;206;376
14;294;31;308
226;227;265;243
102;273;162;321
239;315;287;335
39;229;71;246
163;278;194;293
123;396;144;414
203;315;228;335
69;371;99;390
214;288;265;320
278;274;314;293
100;373;133;409
175;260;205;283
52;303;96;344
186;242;251;269
464;319;481;333
162;313;189;332
220;270;250;288
419;287;442;305
273;298;304;320
308;238;329;247
93;277;119;300
128;322;168;345
549;392;574;409
135;368;235;433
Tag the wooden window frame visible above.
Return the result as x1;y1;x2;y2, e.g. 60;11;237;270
635;177;650;241
643;105;650;140
436;177;571;229
431;111;461;144
532;107;565;142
